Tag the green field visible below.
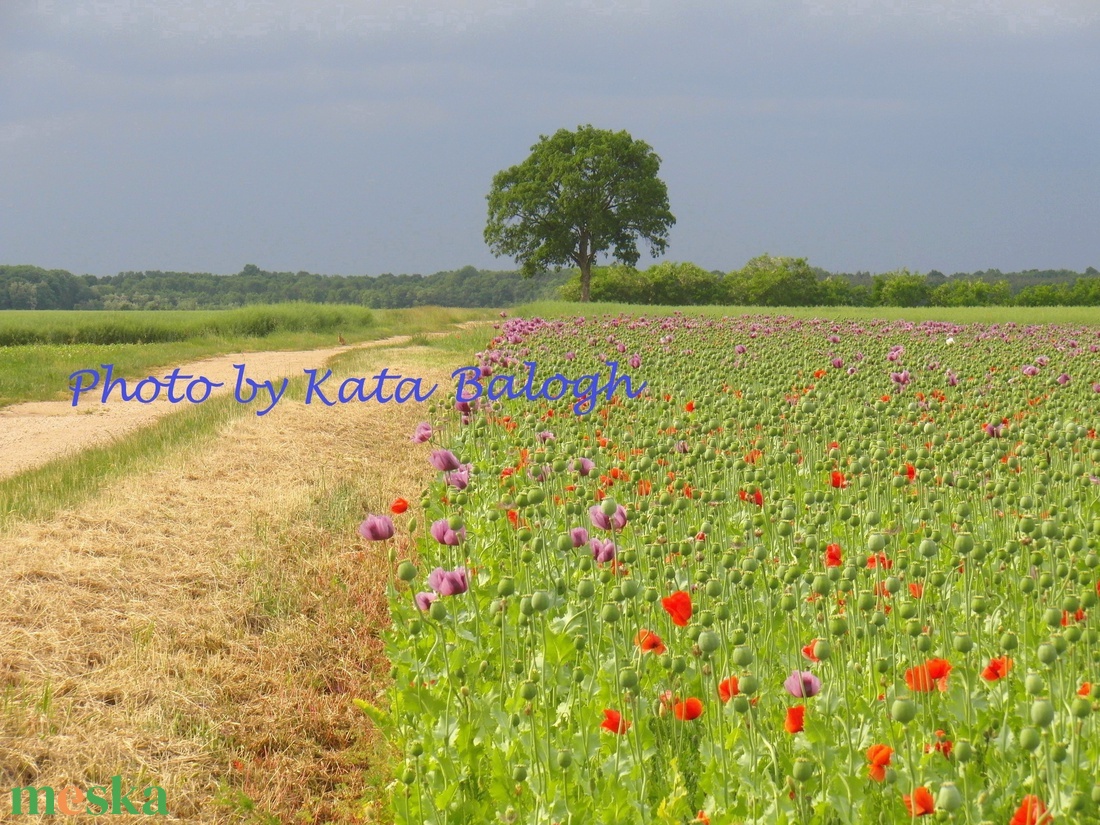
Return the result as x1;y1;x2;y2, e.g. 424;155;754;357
514;301;1100;325
0;304;497;407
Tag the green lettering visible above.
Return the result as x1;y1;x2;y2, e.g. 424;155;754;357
86;785;109;815
142;786;168;815
11;786;55;815
110;775;139;815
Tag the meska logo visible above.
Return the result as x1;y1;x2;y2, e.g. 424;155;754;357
10;776;168;816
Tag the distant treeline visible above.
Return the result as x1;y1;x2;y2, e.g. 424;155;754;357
0;264;570;311
563;258;1100;307
2;258;1099;310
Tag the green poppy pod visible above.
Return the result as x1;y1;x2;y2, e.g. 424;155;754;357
1030;700;1055;727
731;646;753;666
937;783;964;813
739;673;759;695
698;630;721;654
890;697;917;724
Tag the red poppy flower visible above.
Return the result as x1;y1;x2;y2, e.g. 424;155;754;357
925;729;953;759
906;463;916;481
685;401;695;412
802;640;820;663
903;786;935;817
638;479;652;496
905;658;953;692
662;591;693;627
909;582;924;599
866;553;893;569
601;709;630;734
830;471;848;488
880;394;891;402
1061;608;1086;625
390;497;409;514
674;698;704;721
784;705;805;733
506;509;519;528
634;629;666;655
866;744;893;781
718;676;740;703
693;812;711;825
752;490;763;506
824;543;842;567
1079;682;1092;697
744;449;763;464
1011;795;1052;825
981;656;1012;682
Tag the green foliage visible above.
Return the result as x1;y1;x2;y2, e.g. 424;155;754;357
485;125;675;301
723;255;821;306
930;279;1012;307
0;265;567;311
559;262;718;305
872;269;932;307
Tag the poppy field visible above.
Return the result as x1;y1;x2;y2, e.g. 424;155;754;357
361;313;1100;824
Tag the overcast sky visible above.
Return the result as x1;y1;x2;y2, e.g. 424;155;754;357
1;0;1097;278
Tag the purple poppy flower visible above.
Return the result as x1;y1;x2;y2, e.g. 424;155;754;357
1021;365;1039;376
984;423;1003;438
564;351;576;361
784;670;821;698
428;566;468;596
572;457;595;476
946;370;959;387
570;527;590;547
1093;383;1100;393
357;514;395;541
430;519;466;546
675;440;690;454
414;591;437;611
590;538;617;563
537;431;555;443
1036;355;1050;367
629;354;642;369
1057;373;1071;385
735;344;746;354
445;467;470;490
831;357;844;369
589;504;627;531
429;449;462;472
411;422;433;443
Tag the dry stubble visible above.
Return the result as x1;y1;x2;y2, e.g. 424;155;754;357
0;348;454;823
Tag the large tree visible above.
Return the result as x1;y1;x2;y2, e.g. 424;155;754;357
484;125;675;302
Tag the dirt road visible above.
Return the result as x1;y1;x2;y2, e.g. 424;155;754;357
0;332;458;480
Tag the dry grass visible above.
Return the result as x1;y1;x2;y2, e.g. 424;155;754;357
0;345;460;823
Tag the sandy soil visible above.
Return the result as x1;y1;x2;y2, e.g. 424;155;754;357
0;333;455;480
0;344;454;822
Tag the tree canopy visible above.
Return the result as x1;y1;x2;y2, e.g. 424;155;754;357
484;125;675;301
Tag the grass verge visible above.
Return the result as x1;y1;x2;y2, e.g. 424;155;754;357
0;305;497;407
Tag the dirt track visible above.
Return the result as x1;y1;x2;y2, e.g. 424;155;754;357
0;333;448;480
0;341;455;822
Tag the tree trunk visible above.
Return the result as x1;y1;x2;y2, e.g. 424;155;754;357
579;232;591;302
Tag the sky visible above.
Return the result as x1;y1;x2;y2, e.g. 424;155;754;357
1;0;1097;278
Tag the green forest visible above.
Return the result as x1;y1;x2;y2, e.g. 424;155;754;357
1;258;1098;310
